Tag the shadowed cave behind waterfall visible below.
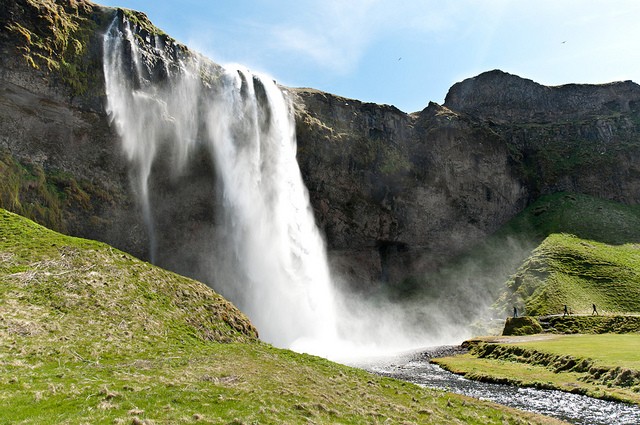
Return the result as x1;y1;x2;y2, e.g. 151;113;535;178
102;13;492;359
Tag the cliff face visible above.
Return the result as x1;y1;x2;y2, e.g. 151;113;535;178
0;0;149;259
444;70;640;205
445;69;640;123
293;90;526;286
2;1;640;292
295;70;640;287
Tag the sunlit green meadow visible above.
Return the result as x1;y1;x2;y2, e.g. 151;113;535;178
0;209;565;424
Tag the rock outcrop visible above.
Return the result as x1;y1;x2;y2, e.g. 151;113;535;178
444;70;640;204
445;69;640;123
0;0;149;259
293;90;526;286
2;0;640;293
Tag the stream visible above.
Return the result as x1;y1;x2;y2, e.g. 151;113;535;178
354;346;640;425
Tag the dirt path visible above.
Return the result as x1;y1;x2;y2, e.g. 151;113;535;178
465;334;560;345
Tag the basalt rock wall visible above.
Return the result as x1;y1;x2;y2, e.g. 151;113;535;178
2;0;640;291
444;70;640;205
293;90;526;287
0;0;149;259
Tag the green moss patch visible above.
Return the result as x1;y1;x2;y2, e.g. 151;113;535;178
120;7;166;37
502;316;543;336
498;192;640;245
542;315;640;334
3;0;104;95
504;314;640;336
0;150;117;234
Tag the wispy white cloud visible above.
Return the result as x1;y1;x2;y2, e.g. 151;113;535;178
132;0;640;111
257;0;525;75
185;0;496;78
239;0;479;75
265;0;384;74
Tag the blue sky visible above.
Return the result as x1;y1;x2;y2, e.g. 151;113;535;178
98;0;640;113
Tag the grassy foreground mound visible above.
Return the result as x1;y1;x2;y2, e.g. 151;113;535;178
0;209;565;424
494;233;640;317
434;335;640;405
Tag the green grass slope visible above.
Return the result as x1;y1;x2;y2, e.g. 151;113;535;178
0;209;564;424
415;192;640;324
0;208;258;349
494;233;640;316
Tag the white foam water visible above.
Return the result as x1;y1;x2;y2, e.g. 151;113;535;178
103;16;337;349
102;14;470;359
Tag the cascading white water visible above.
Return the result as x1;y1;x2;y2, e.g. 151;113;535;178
205;68;340;348
103;16;337;349
102;14;472;360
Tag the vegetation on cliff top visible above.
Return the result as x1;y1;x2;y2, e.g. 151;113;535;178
0;209;564;424
3;0;104;94
2;0;191;97
119;7;166;37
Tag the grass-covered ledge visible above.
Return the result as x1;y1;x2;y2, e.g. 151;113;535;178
434;334;640;406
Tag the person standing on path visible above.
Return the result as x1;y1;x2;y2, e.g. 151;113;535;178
592;303;599;315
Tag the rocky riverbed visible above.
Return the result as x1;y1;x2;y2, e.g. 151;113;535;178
354;346;640;425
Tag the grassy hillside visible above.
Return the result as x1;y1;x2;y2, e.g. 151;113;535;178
494;233;640;316
0;209;564;424
488;192;640;318
414;192;640;323
0;209;258;347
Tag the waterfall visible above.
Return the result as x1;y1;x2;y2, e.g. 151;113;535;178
103;16;337;349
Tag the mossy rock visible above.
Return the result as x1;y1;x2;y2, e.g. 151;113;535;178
502;316;544;336
0;149;119;235
2;0;114;96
